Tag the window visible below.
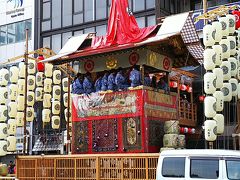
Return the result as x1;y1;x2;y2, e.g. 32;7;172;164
7;24;16;44
84;27;95;34
162;157;185;178
136;17;145;28
26;19;32;39
226;159;240;180
52;34;62;53
74;0;83;13
96;25;106;36
62;32;72;47
147;0;155;9
84;0;94;22
43;36;51;48
0;26;7;45
74;30;83;36
52;0;62;29
96;0;107;20
15;21;25;42
42;21;51;31
133;0;145;12
190;159;219;179
43;2;51;20
63;0;72;27
147;15;156;26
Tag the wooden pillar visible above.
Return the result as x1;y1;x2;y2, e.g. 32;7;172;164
190;82;194;122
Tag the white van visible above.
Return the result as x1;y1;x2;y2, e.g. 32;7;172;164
156;149;240;180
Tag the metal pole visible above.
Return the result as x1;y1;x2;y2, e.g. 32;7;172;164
23;29;29;155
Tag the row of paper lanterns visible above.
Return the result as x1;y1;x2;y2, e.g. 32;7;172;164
169;81;192;93
203;13;239;143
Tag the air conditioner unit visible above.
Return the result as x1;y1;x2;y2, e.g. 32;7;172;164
9;66;19;83
53;70;61;85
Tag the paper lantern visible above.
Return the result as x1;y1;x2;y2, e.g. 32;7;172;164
26;107;34;122
178;135;185;148
27;91;35;107
37;55;45;72
0;68;9;86
226;14;236;35
18;62;26;78
213;91;224;112
203;48;216;70
0;106;7;122
220;38;230;59
9;84;18;101
62;78;69;92
16;112;24;127
43;93;51;108
163;134;178;148
229;78;238;96
203;24;215;47
212;21;223;43
28;59;36;75
221;61;231;81
53;70;61;84
17;95;25;111
0;87;8;105
180;84;187;91
213;68;223;89
219;16;229;37
204;72;216;94
45;63;53;77
7;136;16;152
44;78;52;93
9;66;19;83
212;45;222;66
238;83;240;99
36;72;44;87
204;120;217;142
17;79;25;95
227;36;236;56
27;75;36;91
164;120;179;134
8;102;17;118
221;82;232;102
169;81;178;88
52;101;60;115
214;114;224;135
229;57;237;77
52;116;60;129
63;93;68;107
238;67;240;80
35;87;43;101
204;96;216;118
42;109;51;123
0;123;7;139
53;85;61;100
0;141;7;156
187;86;192;93
199;95;205;102
64;108;72;122
7;119;16;135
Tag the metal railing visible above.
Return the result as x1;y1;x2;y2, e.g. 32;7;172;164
16;153;159;180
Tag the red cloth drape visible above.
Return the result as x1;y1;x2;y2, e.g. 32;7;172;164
91;0;157;48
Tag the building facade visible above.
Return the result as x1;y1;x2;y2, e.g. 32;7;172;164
0;0;35;62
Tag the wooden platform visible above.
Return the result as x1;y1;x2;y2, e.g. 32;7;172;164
16;153;159;180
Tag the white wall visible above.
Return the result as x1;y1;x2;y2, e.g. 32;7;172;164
0;0;35;62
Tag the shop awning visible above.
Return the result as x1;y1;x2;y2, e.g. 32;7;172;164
42;33;90;63
137;12;204;61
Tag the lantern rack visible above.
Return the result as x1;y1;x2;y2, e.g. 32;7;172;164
194;5;240;23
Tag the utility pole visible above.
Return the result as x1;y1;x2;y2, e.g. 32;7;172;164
23;29;29;155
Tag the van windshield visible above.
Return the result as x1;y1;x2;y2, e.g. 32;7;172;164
226;160;240;180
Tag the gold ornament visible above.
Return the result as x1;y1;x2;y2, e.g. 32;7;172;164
106;57;118;69
149;52;157;66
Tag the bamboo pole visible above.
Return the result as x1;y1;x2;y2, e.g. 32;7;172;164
23;29;29;155
203;0;208;25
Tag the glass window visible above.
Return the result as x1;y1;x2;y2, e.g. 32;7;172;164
42;20;51;31
52;0;62;29
147;0;155;9
25;19;32;40
84;0;94;22
43;36;51;48
63;0;72;27
190;159;219;179
62;32;72;47
74;0;83;13
52;34;62;54
15;21;25;42
133;0;145;12
74;30;83;36
226;159;240;180
147;15;156;26
96;0;107;20
43;2;50;20
73;13;83;25
136;17;145;28
128;0;132;9
7;24;16;44
84;27;95;34
96;25;106;36
0;26;7;45
162;157;185;178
